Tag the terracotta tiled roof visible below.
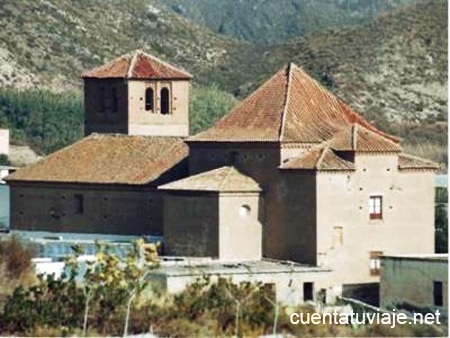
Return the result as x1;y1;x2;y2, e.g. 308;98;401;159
398;153;439;171
281;146;355;171
189;63;397;143
81;50;192;80
159;166;262;192
327;123;401;153
5;134;188;185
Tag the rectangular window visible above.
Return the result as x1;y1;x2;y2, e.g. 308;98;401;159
369;196;383;220
369;251;383;276
303;282;314;301
333;226;343;246
111;87;118;113
74;194;84;215
99;86;105;112
433;281;443;306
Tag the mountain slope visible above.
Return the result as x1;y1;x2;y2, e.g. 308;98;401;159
211;0;447;124
159;0;428;44
0;0;447;165
0;0;245;90
204;0;447;165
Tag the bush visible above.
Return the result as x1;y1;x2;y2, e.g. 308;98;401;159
189;84;238;135
0;275;84;334
0;236;36;280
0;236;37;310
142;276;275;337
0;240;159;336
0;154;10;166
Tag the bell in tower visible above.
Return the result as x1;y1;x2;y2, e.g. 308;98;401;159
82;50;192;137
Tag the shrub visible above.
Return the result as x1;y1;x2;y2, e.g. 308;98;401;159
0;236;37;315
189;84;238;135
0;239;159;336
0;236;36;280
0;154;10;166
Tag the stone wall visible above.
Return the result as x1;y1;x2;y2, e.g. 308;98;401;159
128;80;189;136
188;143;283;258
9;182;163;235
163;191;219;257
84;79;190;137
84;79;129;135
315;153;435;286
218;192;263;260
276;170;317;264
149;267;332;306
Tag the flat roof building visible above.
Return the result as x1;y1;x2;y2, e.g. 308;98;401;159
380;254;448;313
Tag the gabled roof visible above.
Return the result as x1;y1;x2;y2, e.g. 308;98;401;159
281;146;355;171
327;123;401;153
5;134;188;185
189;63;396;143
81;50;192;80
159;166;262;192
398;153;439;171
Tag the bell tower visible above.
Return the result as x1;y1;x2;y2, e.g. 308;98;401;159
82;50;192;137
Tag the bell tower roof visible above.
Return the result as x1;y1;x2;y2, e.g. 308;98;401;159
82;50;193;80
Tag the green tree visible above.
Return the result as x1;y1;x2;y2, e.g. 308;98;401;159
0;239;159;336
0;87;83;155
65;240;159;336
0;154;10;166
189;84;238;135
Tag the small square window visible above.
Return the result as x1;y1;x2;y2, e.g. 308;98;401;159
369;196;383;220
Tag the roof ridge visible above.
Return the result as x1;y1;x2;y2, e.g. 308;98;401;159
81;53;129;78
219;166;234;190
140;50;193;78
188;67;288;142
127;50;139;78
278;63;294;142
399;152;438;163
315;146;328;168
352;124;358;150
355;122;402;149
82;49;192;79
339;101;401;143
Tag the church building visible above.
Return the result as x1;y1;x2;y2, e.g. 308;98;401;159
6;50;438;293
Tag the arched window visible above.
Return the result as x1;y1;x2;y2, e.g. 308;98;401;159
160;88;170;115
111;87;118;113
145;87;154;111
